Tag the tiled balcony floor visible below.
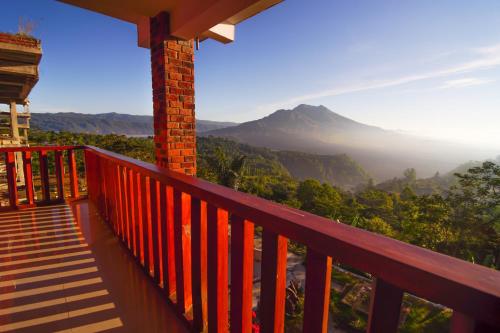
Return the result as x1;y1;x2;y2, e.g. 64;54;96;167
0;202;188;333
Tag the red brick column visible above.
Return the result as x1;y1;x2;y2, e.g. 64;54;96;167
150;12;196;175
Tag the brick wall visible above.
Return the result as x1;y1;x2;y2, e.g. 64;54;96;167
0;33;40;48
150;12;196;176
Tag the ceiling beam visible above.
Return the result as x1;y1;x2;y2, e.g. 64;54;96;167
170;0;280;40
200;24;235;44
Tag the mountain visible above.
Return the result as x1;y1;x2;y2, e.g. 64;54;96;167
203;104;498;181
198;136;370;189
30;112;237;135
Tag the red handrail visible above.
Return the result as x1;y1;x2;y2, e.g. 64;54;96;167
0;145;85;153
84;145;500;332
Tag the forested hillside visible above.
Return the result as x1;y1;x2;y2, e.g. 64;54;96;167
199;136;370;189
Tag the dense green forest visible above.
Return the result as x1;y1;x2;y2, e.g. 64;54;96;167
28;130;500;332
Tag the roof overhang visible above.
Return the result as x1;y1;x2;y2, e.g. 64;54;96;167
57;0;282;48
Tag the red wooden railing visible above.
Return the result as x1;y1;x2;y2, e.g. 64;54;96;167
1;145;499;332
83;146;500;333
0;146;84;210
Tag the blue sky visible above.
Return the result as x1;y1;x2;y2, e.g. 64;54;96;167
2;0;500;149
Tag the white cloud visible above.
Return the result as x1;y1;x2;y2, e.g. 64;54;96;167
439;77;495;89
254;43;500;114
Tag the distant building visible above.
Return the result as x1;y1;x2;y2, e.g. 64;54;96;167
0;32;42;194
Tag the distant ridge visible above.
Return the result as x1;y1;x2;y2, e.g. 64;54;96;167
30;112;238;135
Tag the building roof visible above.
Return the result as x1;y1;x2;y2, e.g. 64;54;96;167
0;33;42;105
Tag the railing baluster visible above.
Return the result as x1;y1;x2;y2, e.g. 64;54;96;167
163;185;176;296
54;150;65;201
5;152;18;208
123;167;132;247
140;175;151;272
67;149;79;199
173;189;193;313
303;248;332;333
450;311;498;333
367;278;403;333
260;230;288;333
200;201;208;327
100;158;108;220
127;169;136;254
191;197;208;331
95;155;102;208
230;215;254;333
207;204;229;333
22;151;35;206
134;171;143;258
83;150;94;202
150;178;161;284
115;165;124;239
111;162;121;234
39;150;50;202
106;159;114;222
99;156;108;218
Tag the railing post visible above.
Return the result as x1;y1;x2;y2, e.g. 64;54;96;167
22;151;35;206
5;152;18;208
367;278;403;333
207;204;229;333
303;249;332;333
54;150;65;202
260;230;288;333
67;149;79;199
230;215;254;333
39;150;50;202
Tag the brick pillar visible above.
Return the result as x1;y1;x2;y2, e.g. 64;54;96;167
150;12;196;175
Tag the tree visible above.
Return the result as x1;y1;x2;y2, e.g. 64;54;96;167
204;147;246;190
447;161;500;268
356;188;396;225
354;216;395;237
404;168;417;184
297;179;342;219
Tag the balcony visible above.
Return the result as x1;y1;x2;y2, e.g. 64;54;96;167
0;145;499;333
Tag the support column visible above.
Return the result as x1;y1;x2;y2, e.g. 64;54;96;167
150;12;196;176
9;101;19;140
10;101;24;183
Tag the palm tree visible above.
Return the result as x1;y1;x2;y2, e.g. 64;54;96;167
206;147;246;190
